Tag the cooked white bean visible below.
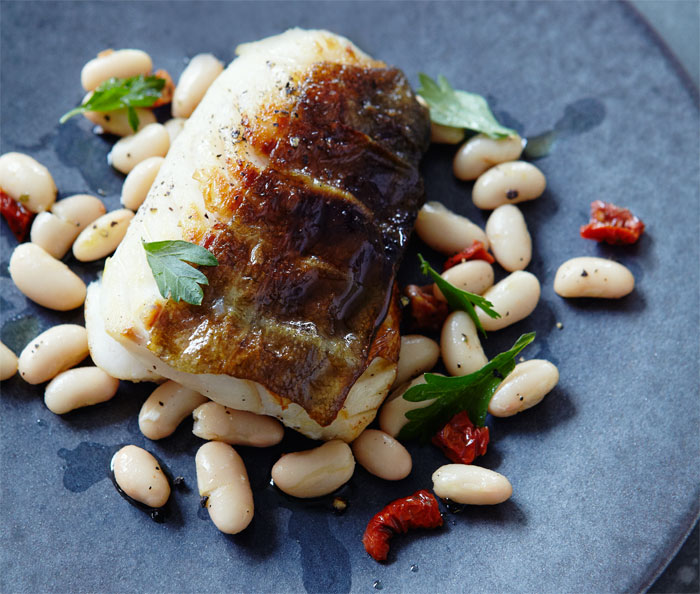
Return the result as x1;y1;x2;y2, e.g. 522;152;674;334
121;156;164;211
164;118;186;144
432;464;512;505
139;381;208;440
9;243;86;311
0;152;57;213
0;341;18;381
477;271;540;331
453;134;523;180
83;104;157;136
196;441;254;534
393;335;440;388
271;440;355;498
441;311;488;376
18;324;88;385
51;194;106;229
433;260;494;302
108;123;169;174
81;49;153;91
351;429;412;480
44;366;119;414
29;212;78;259
111;445;170;508
172;54;224;118
485;204;532;271
472;161;546;210
379;374;434;438
192;401;284;447
415;201;489;254
489;359;559;417
554;257;634;298
72;209;134;261
431;122;465;145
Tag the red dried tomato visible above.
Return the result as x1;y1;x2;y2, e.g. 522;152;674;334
432;410;489;464
0;189;34;241
362;489;443;562
403;284;448;332
443;240;494;271
580;200;645;245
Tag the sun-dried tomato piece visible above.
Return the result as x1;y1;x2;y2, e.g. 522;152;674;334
152;69;175;107
403;284;449;332
0;189;34;241
432;410;489;464
362;490;443;562
443;240;494;271
580;200;645;245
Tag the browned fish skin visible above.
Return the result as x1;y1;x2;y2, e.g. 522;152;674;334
148;62;430;427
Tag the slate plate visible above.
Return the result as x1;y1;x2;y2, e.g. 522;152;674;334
1;2;698;592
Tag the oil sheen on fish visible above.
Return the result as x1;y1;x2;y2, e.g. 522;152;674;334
86;29;430;441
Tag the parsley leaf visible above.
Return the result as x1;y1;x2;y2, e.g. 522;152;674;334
142;240;218;306
398;332;535;442
60;75;166;132
417;74;517;139
418;254;499;337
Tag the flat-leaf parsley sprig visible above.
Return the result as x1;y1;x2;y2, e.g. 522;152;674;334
417;74;517;139
398;332;535;442
143;240;218;306
418;254;499;337
60;75;166;132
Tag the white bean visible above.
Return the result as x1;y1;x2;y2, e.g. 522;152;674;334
415;201;489;254
172;54;224;118
433;260;494;302
0;152;57;213
121;156;164;211
379;374;434;438
432;464;512;505
18;324;88;385
44;366;119;414
139;381;208;440
108;123;169;174
111;445;170;508
164;118;186;144
72;209;134;261
196;441;254;534
81;49;153;91
0;341;18;381
489;360;559;417
431;122;465;145
554;257;634;298
441;311;488;376
192;401;284;447
453;134;523;180
29;212;78;259
9;243;86;311
485;204;532;271
472;161;546;210
51;194;106;229
351;429;412;480
393;335;440;388
477;271;540;331
271;440;355;498
83;104;157;137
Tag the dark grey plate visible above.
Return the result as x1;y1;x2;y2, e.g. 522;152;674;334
1;2;698;593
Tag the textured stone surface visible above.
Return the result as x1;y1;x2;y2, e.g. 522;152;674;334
0;2;698;593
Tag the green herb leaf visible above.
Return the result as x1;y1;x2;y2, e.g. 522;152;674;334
398;332;535;442
417;74;517;139
142;240;218;306
418;254;499;337
60;75;166;131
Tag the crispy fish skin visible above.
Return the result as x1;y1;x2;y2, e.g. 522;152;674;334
93;29;430;440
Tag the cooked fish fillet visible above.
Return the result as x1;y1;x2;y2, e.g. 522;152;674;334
87;28;430;441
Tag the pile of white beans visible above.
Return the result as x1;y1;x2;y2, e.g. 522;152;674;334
0;48;639;540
